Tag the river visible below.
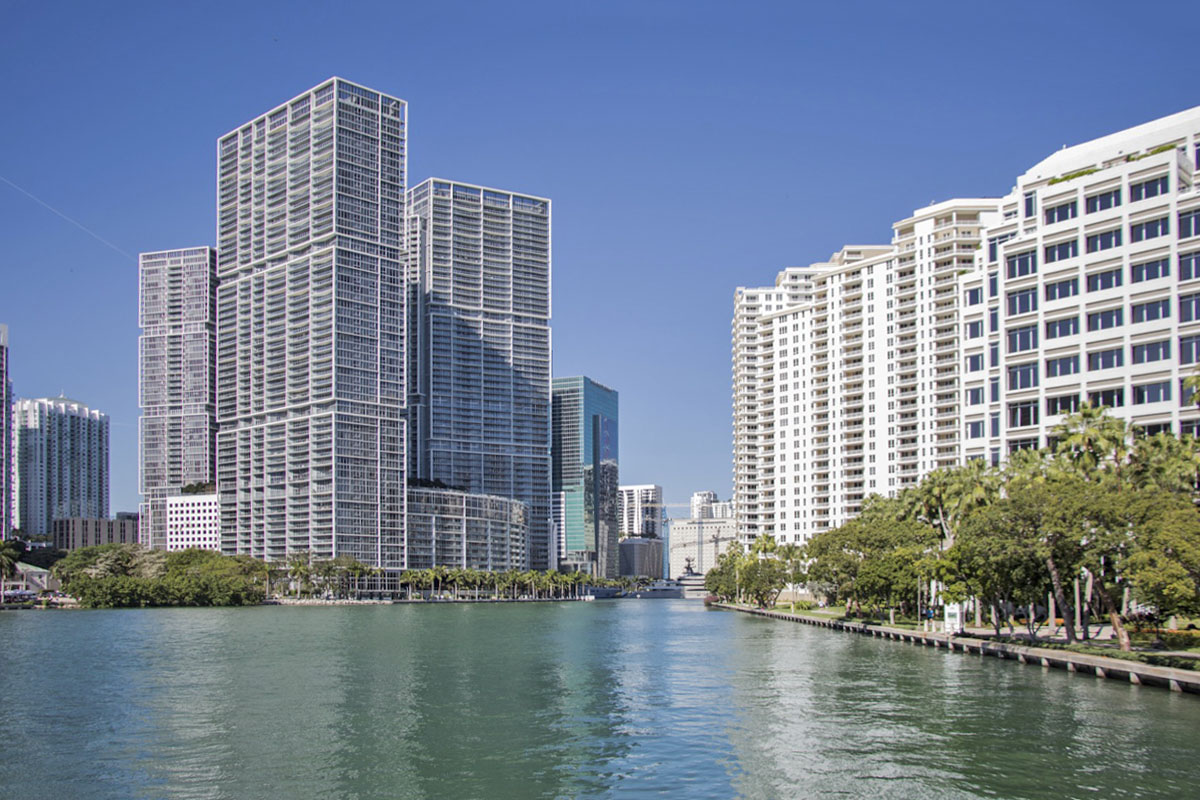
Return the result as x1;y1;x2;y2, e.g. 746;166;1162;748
1;600;1197;799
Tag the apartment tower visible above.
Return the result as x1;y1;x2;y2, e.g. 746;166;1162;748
215;78;406;568
552;376;618;577
0;324;10;538
406;179;552;569
138;247;218;549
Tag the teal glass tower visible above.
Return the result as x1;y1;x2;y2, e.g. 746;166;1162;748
551;376;618;577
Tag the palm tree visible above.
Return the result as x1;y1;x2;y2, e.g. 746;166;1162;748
1;538;24;602
1052;401;1130;477
777;543;803;612
1129;432;1200;496
286;552;311;598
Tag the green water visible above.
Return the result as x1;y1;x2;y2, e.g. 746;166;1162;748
1;601;1197;799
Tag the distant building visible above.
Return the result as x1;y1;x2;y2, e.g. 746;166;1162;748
166;494;220;551
405;486;528;571
667;517;737;580
690;491;733;520
0;324;11;539
619;536;663;579
618;484;663;538
138;247;217;550
52;516;138;551
14;397;109;536
552;376;619;577
406;178;553;570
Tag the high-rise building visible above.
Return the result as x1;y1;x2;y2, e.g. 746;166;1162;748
215;78;406;568
138;247;218;549
552;376;618;576
405;178;552;569
617;484;663;538
690;490;717;519
165;493;220;551
0;324;11;539
13;396;109;536
733;105;1200;547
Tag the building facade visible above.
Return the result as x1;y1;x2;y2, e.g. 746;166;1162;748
215;78;406;569
733;105;1200;547
405;179;552;570
52;516;138;551
405;487;527;571
13;397;109;536
666;517;737;580
0;324;10;539
139;247;218;550
166;493;220;551
552;376;618;577
617;483;663;539
619;536;663;579
690;490;733;520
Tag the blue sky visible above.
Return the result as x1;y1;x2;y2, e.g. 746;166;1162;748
0;0;1194;514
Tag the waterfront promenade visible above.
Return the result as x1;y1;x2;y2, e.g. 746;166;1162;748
716;603;1200;695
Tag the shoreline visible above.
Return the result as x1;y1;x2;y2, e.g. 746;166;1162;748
716;603;1200;696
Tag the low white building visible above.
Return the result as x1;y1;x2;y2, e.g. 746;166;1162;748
166;494;220;551
667;517;737;580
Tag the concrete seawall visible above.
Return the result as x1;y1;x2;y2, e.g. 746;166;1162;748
717;604;1200;695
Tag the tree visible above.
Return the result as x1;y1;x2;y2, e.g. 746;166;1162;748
1052;401;1130;477
776;543;804;612
0;538;24;600
1126;506;1200;621
1128;432;1200;497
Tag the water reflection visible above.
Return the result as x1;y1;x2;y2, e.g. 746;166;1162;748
2;603;1199;799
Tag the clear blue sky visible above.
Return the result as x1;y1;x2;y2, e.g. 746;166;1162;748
0;0;1193;515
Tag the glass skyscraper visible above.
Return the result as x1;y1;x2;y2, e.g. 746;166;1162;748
215;78;406;568
0;324;10;539
138;247;217;549
406;179;552;569
552;376;618;577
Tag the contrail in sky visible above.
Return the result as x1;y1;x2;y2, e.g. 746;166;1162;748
0;173;133;260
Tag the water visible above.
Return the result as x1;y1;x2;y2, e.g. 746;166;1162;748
2;601;1198;799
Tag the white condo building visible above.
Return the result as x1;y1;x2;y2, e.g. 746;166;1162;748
733;106;1200;546
215;78;406;568
13;397;109;536
405;178;552;569
166;493;221;551
139;247;217;549
617;484;663;538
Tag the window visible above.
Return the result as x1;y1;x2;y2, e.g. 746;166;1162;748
1087;347;1123;371
991;412;1001;437
966;387;984;405
1086;189;1121;213
1044;240;1078;263
990;342;1000;366
1180;334;1200;364
1045;317;1079;339
1045;277;1079;301
1047;394;1081;416
1046;355;1080;377
1008;362;1039;390
988;273;998;298
1137;422;1172;437
989;307;999;332
1131;217;1169;242
1024;191;1036;218
991;377;1000;403
965;287;983;306
1130;176;1168;202
1133;381;1171;404
1009;437;1040;452
966;353;984;372
1180;292;1200;322
965;320;983;339
1007;287;1038;316
1006;250;1037;279
1044;201;1077;225
1086;268;1122;292
1007;325;1037;353
1181;252;1200;281
1131;298;1169;323
1087;308;1123;331
1008;400;1038;428
967;420;985;439
1183;418;1200;437
988;234;1014;263
1131;258;1169;282
1132;340;1170;364
1089;387;1125;408
1181;209;1200;239
1086;229;1122;253
1183;380;1198;408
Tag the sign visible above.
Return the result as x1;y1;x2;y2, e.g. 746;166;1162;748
944;602;963;634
